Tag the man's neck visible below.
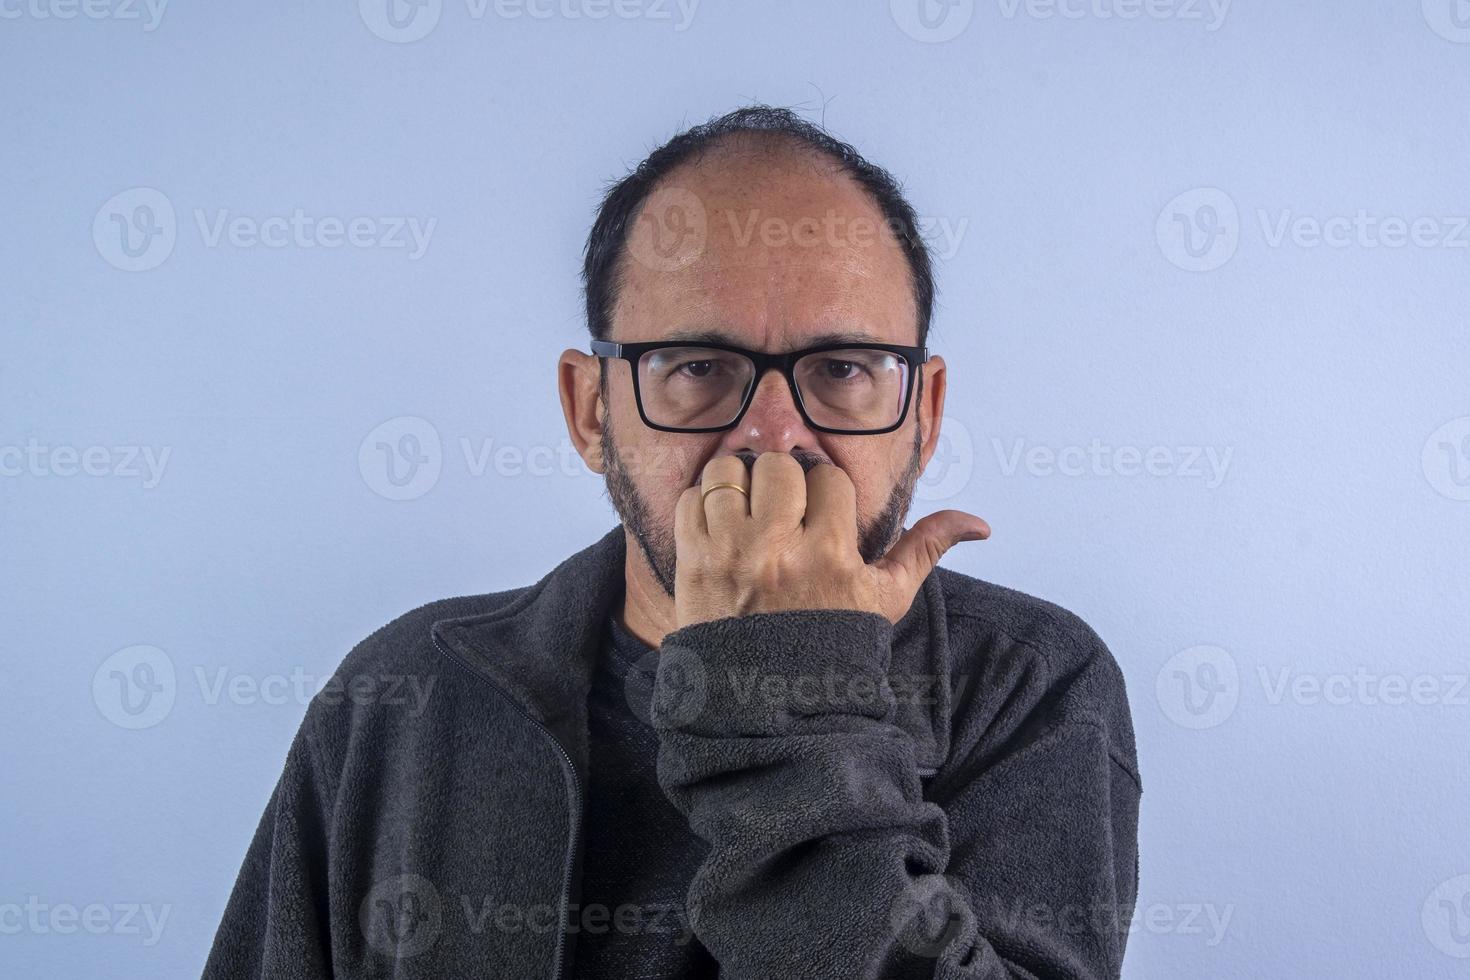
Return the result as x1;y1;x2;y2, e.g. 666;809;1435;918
616;532;679;650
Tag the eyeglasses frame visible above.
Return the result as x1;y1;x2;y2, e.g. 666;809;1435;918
589;338;929;435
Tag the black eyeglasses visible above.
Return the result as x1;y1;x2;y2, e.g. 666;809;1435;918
590;339;928;435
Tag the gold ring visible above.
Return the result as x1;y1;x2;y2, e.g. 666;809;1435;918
700;481;749;503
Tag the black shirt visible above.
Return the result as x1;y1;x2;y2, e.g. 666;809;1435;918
569;612;720;979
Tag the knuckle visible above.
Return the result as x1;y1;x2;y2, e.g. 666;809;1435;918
752;556;786;591
702;454;739;482
675;486;702;517
757;451;798;476
816;533;850;561
731;553;761;584
822;463;853;490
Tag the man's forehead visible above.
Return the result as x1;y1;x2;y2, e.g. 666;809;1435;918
615;155;919;347
612;283;916;348
657;326;892;350
681;147;887;229
613;286;918;351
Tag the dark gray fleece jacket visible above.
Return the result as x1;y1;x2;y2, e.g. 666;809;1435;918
201;524;1141;980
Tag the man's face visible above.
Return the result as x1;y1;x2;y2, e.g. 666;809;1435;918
592;144;944;596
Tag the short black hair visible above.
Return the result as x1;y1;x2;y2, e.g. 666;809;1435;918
582;105;936;347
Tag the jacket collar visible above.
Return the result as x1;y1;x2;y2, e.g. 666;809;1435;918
431;525;954;777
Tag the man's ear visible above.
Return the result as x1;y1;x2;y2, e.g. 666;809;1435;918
558;348;607;474
916;353;948;471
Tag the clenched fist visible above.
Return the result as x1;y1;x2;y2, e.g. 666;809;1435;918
673;452;990;628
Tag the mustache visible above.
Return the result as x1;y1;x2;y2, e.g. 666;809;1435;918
687;450;832;488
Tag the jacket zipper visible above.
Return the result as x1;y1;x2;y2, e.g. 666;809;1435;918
431;630;583;980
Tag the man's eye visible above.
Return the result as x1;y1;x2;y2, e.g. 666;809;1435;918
822;359;864;381
677;360;719;378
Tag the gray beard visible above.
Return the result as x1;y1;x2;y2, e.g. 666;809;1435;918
600;410;924;599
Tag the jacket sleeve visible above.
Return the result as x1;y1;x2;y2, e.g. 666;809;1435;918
651;608;1141;980
201;711;336;980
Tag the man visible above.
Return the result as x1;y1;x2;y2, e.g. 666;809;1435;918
203;106;1141;980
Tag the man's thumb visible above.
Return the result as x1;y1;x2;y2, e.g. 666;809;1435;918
878;510;990;586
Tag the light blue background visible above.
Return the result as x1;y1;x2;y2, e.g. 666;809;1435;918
3;1;1468;977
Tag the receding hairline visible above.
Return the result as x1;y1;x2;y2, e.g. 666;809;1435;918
644;129;861;200
582;105;938;348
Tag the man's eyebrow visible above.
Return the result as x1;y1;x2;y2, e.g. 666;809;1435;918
661;327;743;345
659;328;889;348
802;330;887;346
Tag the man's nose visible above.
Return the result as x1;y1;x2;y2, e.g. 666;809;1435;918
717;368;821;457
